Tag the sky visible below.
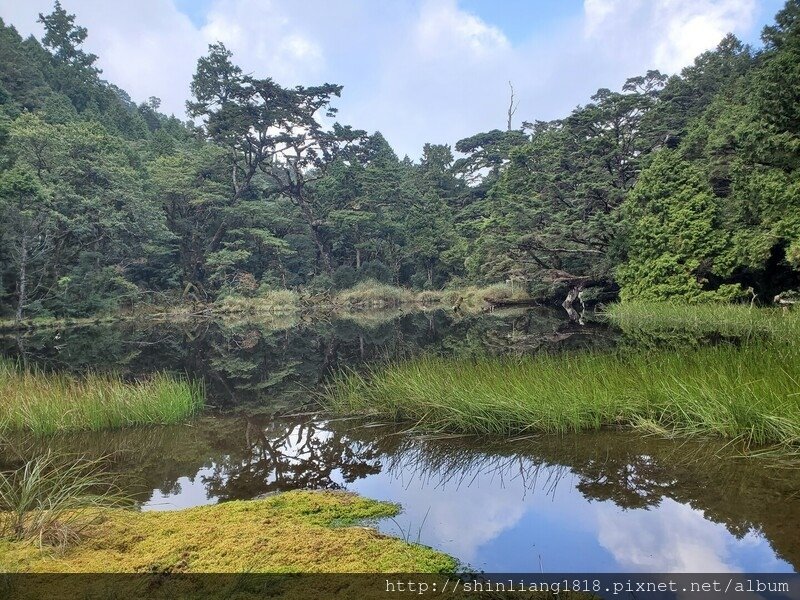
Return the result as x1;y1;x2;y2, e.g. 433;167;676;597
0;0;787;158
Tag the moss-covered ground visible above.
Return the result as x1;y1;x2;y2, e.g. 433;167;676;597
0;490;455;573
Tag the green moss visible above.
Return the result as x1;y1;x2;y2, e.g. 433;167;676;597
0;490;456;573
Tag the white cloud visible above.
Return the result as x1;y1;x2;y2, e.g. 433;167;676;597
597;499;740;572
350;456;533;565
584;0;757;74
414;0;510;58
200;0;324;86
584;0;635;36
0;0;763;155
654;1;757;72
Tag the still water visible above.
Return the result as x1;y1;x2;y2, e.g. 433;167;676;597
1;308;797;572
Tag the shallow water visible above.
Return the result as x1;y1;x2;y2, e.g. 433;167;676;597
1;308;798;572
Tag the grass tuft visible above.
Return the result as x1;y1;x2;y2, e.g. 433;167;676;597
325;337;800;451
0;452;128;549
0;360;203;434
605;301;800;341
333;280;415;309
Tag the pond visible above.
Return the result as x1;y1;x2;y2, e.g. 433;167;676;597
1;308;798;573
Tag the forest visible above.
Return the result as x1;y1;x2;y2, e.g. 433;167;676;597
1;1;799;320
2;1;800;584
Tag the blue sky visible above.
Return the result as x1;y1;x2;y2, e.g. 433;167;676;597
465;0;784;45
171;0;580;40
0;0;786;158
463;0;587;43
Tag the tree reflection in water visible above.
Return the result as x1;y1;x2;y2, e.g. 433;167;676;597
2;415;798;570
332;423;800;570
1;308;797;570
200;415;382;501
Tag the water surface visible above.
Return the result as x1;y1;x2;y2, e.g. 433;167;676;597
1;308;797;572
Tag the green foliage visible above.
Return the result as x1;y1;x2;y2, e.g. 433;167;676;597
332;265;358;290
468;71;667;285
611;6;800;302
1;1;800;316
616;151;744;302
0;112;171;317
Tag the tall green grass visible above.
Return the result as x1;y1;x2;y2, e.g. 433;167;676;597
605;301;800;341
0;360;203;434
325;339;800;451
0;452;128;548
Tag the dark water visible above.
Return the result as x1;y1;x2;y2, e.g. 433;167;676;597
1;308;798;572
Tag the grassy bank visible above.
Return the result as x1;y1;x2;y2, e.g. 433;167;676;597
325;337;800;450
210;281;528;312
331;280;534;311
214;289;301;315
605;301;800;341
0;282;532;331
333;280;416;309
0;361;202;434
0;490;455;573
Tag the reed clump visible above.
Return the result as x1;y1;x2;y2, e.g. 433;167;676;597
326;336;800;451
605;301;800;341
0;452;128;549
0;360;203;434
333;280;416;309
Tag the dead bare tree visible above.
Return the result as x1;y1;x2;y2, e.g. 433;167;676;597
507;81;519;131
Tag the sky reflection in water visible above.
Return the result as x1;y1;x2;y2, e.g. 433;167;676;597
1;309;797;572
134;418;794;573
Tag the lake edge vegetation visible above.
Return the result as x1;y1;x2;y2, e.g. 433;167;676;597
0;280;535;332
605;301;800;341
325;305;800;453
0;452;128;549
0;359;203;434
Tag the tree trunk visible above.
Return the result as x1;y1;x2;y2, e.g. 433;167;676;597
294;191;333;274
311;225;333;274
15;234;28;322
562;286;580;308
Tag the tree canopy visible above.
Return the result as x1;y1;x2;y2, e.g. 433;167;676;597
1;1;799;319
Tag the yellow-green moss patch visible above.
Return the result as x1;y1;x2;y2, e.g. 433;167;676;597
0;490;455;573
